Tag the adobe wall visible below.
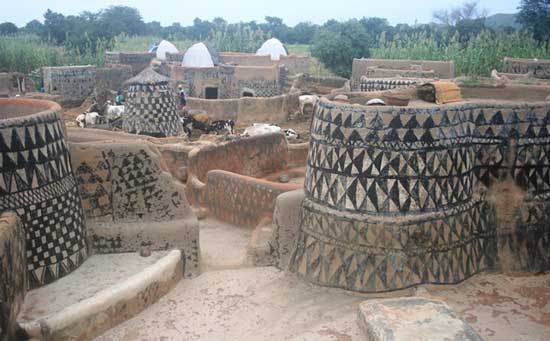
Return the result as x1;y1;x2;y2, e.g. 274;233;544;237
219;53;311;75
502;57;550;79
186;93;299;124
105;52;155;75
0;98;88;289
289;98;550;293
0;212;26;341
43;65;133;105
201;170;300;227
170;64;285;98
351;58;454;90
187;133;289;183
43;65;96;105
70;141;200;275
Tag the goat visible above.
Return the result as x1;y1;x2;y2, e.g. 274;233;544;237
241;123;282;137
76;112;102;128
104;100;125;122
207;120;235;135
284;128;300;140
180;116;209;137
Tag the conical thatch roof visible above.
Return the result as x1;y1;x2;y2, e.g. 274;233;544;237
124;67;170;86
156;40;179;60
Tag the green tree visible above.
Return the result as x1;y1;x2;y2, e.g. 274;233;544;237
518;0;550;42
99;6;146;36
43;9;67;43
23;20;44;36
0;22;18;35
287;22;317;44
311;20;370;78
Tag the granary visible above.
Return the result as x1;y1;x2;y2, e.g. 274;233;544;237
123;67;183;137
256;38;288;61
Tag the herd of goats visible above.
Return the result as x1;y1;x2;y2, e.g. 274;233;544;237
74;95;318;140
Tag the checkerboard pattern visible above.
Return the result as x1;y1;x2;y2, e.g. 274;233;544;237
123;83;183;137
1;110;88;288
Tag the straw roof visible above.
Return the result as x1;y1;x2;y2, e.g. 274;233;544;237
124;67;170;86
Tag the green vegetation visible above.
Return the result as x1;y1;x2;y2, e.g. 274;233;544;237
371;31;550;77
2;1;550;80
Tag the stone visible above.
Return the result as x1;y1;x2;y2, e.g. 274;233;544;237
357;298;483;341
278;174;290;183
139;248;152;257
271;189;305;270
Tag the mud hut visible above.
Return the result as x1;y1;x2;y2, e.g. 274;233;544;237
123;67;183;137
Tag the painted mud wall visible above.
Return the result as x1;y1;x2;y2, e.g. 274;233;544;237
351;58;454;91
0;212;26;341
186;94;299;124
105;52;155;75
503;57;550;79
0;99;88;289
290;99;550;293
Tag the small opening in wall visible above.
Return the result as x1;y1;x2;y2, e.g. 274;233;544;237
242;91;254;97
205;87;219;99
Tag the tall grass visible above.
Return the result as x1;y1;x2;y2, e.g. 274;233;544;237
372;31;550;77
210;25;265;53
112;34;194;52
0;34;104;73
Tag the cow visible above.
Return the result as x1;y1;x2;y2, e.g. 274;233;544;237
76;112;102;128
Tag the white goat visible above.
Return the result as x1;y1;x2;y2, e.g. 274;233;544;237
76;112;102;128
241;123;282;137
299;95;319;115
104;100;125;121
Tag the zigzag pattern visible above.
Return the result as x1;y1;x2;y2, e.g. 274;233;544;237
1;110;88;288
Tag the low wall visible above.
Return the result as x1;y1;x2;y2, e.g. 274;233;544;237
187;133;289;183
502;57;550;79
200;171;300;227
352;58;454;90
219;53;311;75
289;98;550;293
0;212;26;341
186;93;299;124
105;52;155;75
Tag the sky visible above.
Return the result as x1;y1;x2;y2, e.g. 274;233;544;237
1;0;521;27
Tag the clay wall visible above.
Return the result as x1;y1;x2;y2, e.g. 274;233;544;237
351;58;454;90
42;65;133;105
502;57;550;79
105;52;155;75
186;93;299;124
0;212;26;341
187;133;289;183
202;171;300;227
290;98;550;293
70;141;200;275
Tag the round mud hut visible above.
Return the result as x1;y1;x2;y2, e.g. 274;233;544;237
123;68;183;137
0;98;88;288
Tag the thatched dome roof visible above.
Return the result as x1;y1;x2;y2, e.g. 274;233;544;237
182;42;220;67
124;67;170;86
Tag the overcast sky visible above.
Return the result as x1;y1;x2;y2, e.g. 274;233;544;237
1;0;521;27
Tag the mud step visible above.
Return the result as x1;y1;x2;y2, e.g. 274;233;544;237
17;250;183;341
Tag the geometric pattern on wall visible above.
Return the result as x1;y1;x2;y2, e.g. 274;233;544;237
291;99;550;292
0;110;88;288
359;78;419;92
290;199;497;293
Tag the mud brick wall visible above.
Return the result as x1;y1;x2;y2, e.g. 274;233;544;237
187;133;289;183
43;66;96;105
502;57;550;79
0;212;26;341
359;77;420;92
70;142;199;274
351;58;454;91
279;55;311;75
290;99;550;293
202;170;300;227
0;99;88;289
105;52;155;75
94;65;133;92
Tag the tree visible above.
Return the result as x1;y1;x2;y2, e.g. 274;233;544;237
287;22;317;44
23;20;44;36
433;1;488;26
518;0;550;42
0;22;18;35
43;9;67;43
311;20;370;78
99;6;146;36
